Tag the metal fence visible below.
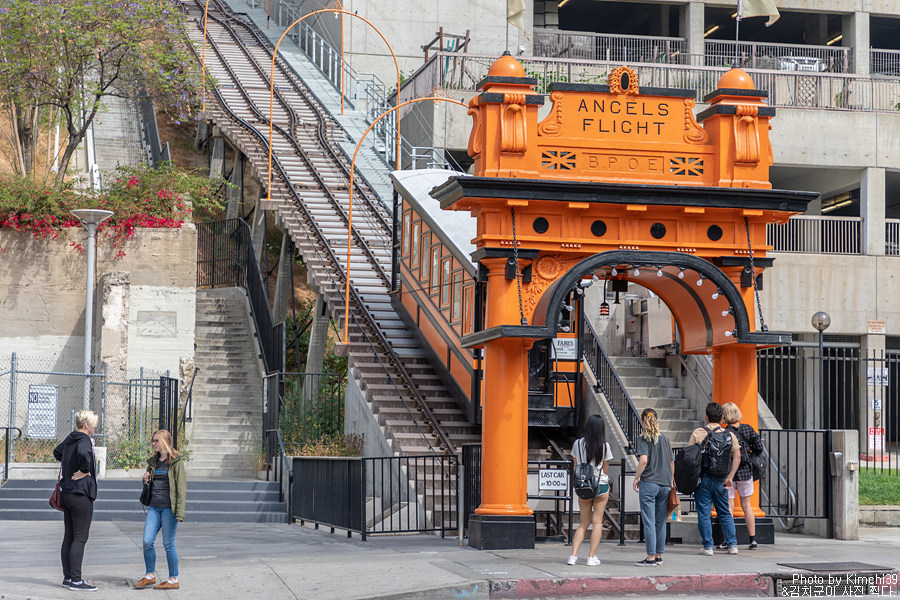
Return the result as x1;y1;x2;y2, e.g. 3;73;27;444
705;40;850;73
196;219;285;375
399;51;900;113
766;216;861;255
758;346;898;474
871;49;900;78
290;454;460;540
534;29;686;64
0;353;184;471
263;372;345;452
759;429;833;534
887;220;900;256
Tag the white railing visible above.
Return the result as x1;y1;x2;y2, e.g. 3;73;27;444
887;219;900;256
534;29;686;63
399;51;900;113
766;215;861;255
705;40;850;73
871;49;900;78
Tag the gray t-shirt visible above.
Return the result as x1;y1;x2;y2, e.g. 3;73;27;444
635;434;673;487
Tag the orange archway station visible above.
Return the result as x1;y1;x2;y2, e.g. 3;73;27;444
430;54;818;550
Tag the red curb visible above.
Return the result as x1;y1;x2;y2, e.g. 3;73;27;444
489;573;772;598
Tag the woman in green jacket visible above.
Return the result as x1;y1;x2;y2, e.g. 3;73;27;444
134;430;187;590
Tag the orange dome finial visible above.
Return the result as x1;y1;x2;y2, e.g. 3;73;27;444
487;51;526;78
718;68;755;89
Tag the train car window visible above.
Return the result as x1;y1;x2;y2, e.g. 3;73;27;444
402;212;410;256
452;272;462;321
420;233;431;282
411;222;420;267
440;258;451;307
462;285;472;335
430;247;441;292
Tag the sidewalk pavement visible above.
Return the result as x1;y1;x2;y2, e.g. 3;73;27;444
0;520;897;600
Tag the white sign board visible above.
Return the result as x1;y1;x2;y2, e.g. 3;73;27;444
869;427;885;452
538;469;569;491
867;320;886;335
552;337;578;361
867;367;889;388
27;385;58;439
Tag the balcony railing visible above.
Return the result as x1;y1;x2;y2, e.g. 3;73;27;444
704;40;850;73
399;51;900;113
871;49;900;78
766;215;861;255
534;29;686;63
887;219;900;256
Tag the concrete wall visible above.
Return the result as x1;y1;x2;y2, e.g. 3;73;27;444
759;253;900;336
0;226;197;377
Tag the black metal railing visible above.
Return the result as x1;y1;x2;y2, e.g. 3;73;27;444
581;314;642;449
760;429;833;536
159;376;180;448
197;219;285;375
291;454;459;540
266;428;294;517
1;427;22;483
277;373;346;445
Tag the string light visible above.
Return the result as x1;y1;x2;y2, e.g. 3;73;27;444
678;268;685;279
633;267;640;277
697;275;705;287
656;267;663;277
712;288;721;300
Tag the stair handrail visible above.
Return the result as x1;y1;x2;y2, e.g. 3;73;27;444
580;314;641;450
179;368;199;429
197;73;455;455
265;428;293;518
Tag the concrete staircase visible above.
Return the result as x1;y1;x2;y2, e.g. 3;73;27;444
609;356;700;447
0;479;287;522
190;288;263;477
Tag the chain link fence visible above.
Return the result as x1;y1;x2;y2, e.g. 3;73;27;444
0;353;174;470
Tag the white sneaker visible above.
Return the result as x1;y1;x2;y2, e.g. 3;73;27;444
699;548;714;556
566;555;577;565
728;546;739;555
586;556;601;566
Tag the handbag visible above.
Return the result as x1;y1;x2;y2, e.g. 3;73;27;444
140;481;152;506
667;486;680;515
50;464;63;511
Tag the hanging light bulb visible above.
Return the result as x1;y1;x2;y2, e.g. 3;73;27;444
697;275;705;287
657;267;663;277
633;267;640;277
678;268;685;279
561;302;573;312
611;267;618;276
722;309;732;317
724;330;734;337
592;274;600;283
712;288;721;300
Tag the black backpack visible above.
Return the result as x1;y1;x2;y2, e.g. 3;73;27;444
573;463;598;499
731;425;767;481
673;443;703;495
701;427;733;479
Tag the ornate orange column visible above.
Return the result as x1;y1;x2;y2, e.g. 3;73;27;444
468;256;535;549
713;267;765;518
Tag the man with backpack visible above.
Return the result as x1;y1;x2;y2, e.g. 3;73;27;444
687;402;741;556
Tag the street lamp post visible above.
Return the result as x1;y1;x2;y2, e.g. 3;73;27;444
71;209;114;411
811;311;831;429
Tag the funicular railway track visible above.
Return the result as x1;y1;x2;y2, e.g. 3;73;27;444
182;0;478;527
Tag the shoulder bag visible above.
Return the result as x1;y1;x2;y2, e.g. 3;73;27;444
49;464;64;511
140;469;152;506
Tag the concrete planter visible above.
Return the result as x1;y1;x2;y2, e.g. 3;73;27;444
859;505;900;527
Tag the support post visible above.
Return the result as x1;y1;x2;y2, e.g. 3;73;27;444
272;234;293;323
226;152;245;220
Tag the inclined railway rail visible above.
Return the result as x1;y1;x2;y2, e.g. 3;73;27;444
184;0;467;454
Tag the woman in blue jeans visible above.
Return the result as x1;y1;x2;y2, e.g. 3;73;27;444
632;408;675;566
134;430;186;590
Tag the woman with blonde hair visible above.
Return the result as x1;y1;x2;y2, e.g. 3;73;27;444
53;410;100;591
720;402;764;550
632;408;674;566
134;429;187;590
566;414;613;566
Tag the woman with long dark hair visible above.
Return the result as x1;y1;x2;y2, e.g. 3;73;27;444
632;408;675;566
134;430;187;590
567;414;612;566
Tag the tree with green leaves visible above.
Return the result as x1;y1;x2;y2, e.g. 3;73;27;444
0;0;200;185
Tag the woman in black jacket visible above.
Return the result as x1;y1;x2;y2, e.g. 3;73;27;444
53;410;99;592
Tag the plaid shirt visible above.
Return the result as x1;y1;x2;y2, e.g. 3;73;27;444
727;423;763;482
